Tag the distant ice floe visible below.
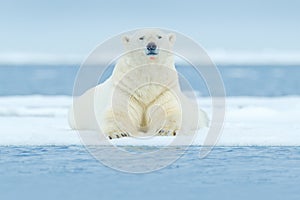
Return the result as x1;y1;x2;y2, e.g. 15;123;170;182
1;50;300;66
0;95;299;146
0;53;83;65
208;49;300;65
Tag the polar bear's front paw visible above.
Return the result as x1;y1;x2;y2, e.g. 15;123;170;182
107;132;130;140
157;129;177;136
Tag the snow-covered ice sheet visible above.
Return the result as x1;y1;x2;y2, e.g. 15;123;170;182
0;95;299;146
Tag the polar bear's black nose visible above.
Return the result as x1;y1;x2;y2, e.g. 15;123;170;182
147;42;157;51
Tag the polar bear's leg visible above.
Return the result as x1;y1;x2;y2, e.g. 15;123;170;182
147;91;181;136
101;108;135;139
101;94;147;139
156;111;181;136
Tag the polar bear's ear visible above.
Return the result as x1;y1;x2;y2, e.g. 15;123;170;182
122;35;130;45
168;33;176;45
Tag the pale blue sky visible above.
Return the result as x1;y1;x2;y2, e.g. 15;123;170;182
1;0;300;56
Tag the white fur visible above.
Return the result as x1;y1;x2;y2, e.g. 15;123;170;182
68;29;208;139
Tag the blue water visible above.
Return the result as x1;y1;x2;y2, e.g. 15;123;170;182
0;146;300;200
1;64;300;96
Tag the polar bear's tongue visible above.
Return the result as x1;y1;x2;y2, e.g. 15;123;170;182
149;56;156;60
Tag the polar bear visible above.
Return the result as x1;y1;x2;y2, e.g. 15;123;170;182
68;29;208;139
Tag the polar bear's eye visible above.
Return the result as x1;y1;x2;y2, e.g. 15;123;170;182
139;36;145;40
157;35;162;39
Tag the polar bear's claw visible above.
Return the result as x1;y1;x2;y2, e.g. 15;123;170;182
173;130;177;136
157;129;177;136
121;133;129;137
107;132;130;139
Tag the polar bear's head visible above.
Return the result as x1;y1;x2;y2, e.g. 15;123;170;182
122;29;176;65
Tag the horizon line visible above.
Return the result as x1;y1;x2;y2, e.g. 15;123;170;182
1;50;300;66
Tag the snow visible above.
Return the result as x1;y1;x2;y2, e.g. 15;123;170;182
0;95;299;146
